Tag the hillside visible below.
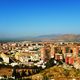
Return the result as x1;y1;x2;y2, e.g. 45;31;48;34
31;65;80;80
1;34;80;42
36;34;80;42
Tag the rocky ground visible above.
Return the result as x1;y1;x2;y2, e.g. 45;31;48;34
31;65;80;80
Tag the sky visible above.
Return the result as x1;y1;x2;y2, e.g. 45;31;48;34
0;0;80;39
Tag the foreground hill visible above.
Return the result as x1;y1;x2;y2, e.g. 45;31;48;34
31;65;80;80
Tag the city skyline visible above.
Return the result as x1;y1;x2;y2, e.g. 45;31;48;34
0;0;80;39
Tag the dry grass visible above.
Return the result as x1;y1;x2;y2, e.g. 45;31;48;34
0;68;12;76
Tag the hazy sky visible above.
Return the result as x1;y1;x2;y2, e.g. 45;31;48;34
0;0;80;39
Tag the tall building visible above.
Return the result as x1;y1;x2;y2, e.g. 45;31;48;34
73;47;79;56
40;46;50;62
50;46;55;58
40;47;46;61
61;46;66;54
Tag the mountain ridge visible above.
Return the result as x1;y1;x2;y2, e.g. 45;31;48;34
0;34;80;42
35;34;80;42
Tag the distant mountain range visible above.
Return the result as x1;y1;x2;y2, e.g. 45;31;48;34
1;34;80;42
35;34;80;42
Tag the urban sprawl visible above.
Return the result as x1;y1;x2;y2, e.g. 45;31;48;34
0;41;80;80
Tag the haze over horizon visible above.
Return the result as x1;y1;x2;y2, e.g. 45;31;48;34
0;0;80;39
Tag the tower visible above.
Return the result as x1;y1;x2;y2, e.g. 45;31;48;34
50;45;55;58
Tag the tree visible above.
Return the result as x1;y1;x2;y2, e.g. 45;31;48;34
63;69;69;77
12;68;16;78
46;58;55;68
43;76;49;80
21;70;26;77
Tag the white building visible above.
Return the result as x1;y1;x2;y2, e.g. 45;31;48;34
0;53;9;63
